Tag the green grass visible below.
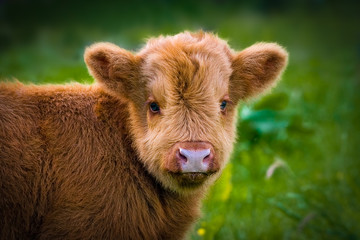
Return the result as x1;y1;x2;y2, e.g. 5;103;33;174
1;1;359;239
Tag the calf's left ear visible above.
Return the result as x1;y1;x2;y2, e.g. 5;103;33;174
229;43;288;102
84;42;141;100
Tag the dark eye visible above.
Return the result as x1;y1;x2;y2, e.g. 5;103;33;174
149;102;160;113
220;100;227;111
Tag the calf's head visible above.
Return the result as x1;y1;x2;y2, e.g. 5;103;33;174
85;32;288;194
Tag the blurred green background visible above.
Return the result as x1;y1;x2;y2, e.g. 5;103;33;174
1;0;359;239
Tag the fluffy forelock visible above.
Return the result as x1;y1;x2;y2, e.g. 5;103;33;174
138;31;233;59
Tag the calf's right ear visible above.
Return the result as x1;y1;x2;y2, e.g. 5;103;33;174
84;42;141;100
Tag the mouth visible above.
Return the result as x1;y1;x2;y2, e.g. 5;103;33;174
170;172;216;188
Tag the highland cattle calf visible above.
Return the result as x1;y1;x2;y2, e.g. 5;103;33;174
0;32;288;239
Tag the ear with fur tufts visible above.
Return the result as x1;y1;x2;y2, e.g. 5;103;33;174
229;43;288;102
84;42;141;100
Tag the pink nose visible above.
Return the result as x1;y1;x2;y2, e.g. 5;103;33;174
165;141;218;174
177;148;211;173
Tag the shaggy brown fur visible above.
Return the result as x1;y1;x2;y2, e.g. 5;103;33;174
0;32;288;239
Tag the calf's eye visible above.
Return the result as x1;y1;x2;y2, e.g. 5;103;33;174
149;102;160;113
220;100;227;111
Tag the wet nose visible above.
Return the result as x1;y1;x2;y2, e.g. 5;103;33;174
165;141;219;174
178;148;211;173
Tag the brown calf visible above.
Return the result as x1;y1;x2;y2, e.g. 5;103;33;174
0;32;288;239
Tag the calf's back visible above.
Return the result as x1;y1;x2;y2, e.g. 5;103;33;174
0;83;199;239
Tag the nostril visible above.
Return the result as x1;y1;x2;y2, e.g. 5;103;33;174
203;151;215;166
177;150;187;162
203;152;211;162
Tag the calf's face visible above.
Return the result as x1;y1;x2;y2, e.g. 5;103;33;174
85;32;288;194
